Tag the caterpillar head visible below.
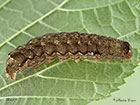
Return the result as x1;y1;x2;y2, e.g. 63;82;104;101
120;41;133;60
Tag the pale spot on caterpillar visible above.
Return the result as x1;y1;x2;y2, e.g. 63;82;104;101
88;41;92;45
78;40;81;44
41;42;45;46
54;40;59;44
67;40;71;44
91;52;94;56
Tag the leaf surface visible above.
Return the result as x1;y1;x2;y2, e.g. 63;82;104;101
0;0;140;105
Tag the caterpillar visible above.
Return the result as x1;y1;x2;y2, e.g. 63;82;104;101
6;32;133;80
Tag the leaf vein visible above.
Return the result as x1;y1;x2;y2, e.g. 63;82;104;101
58;0;124;12
0;0;11;10
0;0;69;48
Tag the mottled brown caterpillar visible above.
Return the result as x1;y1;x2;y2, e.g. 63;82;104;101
6;32;132;80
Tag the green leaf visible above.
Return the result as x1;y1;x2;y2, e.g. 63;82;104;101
0;0;140;105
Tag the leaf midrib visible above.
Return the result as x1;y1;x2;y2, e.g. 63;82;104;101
0;0;68;48
0;59;132;93
0;0;11;10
